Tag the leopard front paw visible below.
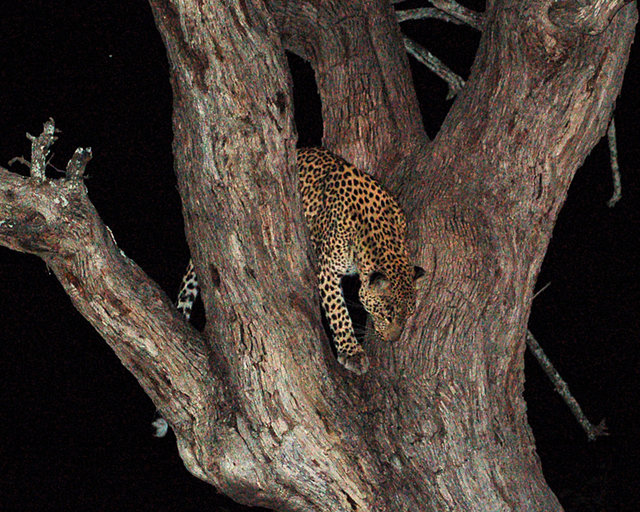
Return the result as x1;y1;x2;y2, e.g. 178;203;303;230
337;350;370;375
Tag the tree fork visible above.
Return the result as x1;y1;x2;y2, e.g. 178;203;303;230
1;0;637;509
148;0;387;509
269;0;428;177
0;119;212;473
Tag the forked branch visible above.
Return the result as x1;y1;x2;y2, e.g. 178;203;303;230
0;120;212;452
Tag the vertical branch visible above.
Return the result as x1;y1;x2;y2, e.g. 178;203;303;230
65;147;93;180
606;118;622;208
270;0;428;173
26;118;58;182
149;2;381;508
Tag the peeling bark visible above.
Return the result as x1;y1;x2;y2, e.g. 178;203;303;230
1;0;636;510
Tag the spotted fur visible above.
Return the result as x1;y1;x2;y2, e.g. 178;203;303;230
298;147;422;374
176;259;198;321
175;148;422;375
153;258;197;438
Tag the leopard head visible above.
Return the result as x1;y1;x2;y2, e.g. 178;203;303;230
359;266;425;342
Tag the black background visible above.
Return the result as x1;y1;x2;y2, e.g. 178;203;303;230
1;2;638;511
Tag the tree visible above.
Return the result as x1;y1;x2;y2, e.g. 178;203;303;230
0;0;636;510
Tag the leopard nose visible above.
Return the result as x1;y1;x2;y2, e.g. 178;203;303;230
384;323;403;342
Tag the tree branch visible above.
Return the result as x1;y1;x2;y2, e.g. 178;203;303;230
396;7;467;26
396;1;484;31
269;0;428;174
526;331;608;441
549;0;632;35
606;118;622;208
412;0;636;234
26;117;58;182
148;2;388;507
0;121;213;466
403;36;466;99
391;0;635;478
65;146;93;179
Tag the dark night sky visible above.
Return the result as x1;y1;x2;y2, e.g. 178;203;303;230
1;2;639;511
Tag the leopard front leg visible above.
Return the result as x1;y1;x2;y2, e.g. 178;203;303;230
317;269;370;375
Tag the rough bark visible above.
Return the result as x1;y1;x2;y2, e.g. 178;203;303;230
0;129;210;457
0;0;636;511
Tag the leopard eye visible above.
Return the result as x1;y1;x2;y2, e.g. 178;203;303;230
386;306;395;321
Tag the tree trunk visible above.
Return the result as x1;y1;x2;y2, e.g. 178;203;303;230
1;0;635;510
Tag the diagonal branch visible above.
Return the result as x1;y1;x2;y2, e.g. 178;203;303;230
606;118;622;207
395;2;484;30
549;0;631;35
0;121;213;455
403;36;466;99
526;331;608;441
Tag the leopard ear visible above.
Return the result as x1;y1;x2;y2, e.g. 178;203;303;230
368;271;391;291
414;266;426;281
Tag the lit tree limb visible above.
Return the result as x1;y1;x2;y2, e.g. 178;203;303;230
606;118;622;207
0;120;214;473
430;0;483;30
9;117;59;182
403;36;466;99
526;331;608;441
268;0;427;173
396;7;470;26
394;1;484;30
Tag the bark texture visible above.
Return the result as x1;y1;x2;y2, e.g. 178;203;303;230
0;0;636;511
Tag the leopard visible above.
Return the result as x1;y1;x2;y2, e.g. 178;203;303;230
297;147;423;374
176;147;423;375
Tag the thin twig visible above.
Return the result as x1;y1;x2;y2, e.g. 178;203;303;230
396;7;466;26
429;0;484;31
8;156;31;169
526;330;608;441
532;281;551;301
403;36;465;99
606;118;621;208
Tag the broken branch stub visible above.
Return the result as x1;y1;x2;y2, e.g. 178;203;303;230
27;118;58;182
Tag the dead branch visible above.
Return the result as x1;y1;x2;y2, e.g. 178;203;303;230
396;7;467;26
0;120;213;465
65;147;93;179
396;2;484;30
403;36;466;99
25;117;58;181
606;118;622;207
526;331;609;441
268;0;427;172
